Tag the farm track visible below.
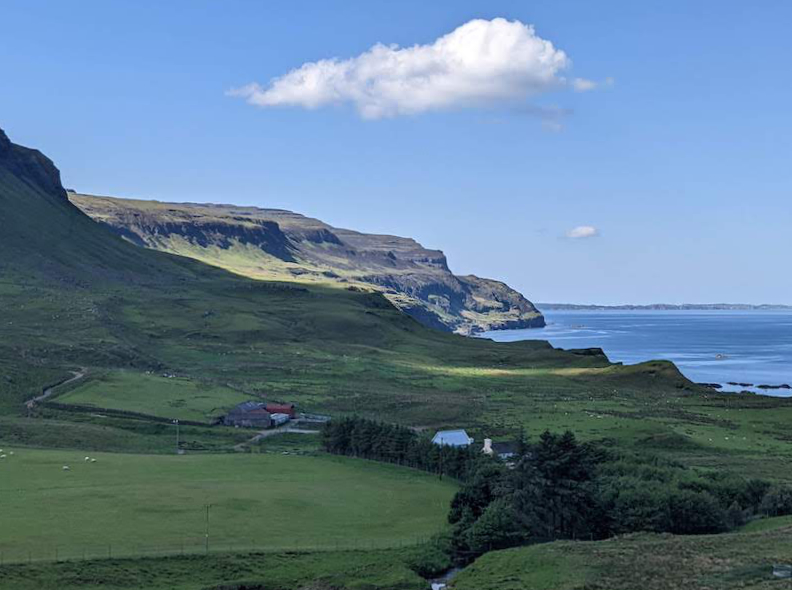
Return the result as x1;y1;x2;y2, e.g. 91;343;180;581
26;370;86;409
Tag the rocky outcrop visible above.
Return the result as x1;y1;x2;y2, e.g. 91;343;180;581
70;193;545;334
0;128;67;201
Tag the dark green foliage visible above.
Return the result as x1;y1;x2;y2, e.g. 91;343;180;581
321;416;484;480
448;430;780;559
760;486;792;516
464;498;524;554
401;533;455;578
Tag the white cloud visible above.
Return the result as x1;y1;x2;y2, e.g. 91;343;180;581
229;18;594;119
572;78;597;92
566;225;600;239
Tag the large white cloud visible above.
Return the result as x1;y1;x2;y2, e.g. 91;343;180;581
228;18;595;119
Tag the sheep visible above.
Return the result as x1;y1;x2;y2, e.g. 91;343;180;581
84;456;91;461
8;451;13;456
90;458;97;463
0;455;6;459
62;465;70;471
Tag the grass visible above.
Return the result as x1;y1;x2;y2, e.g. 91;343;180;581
7;130;792;495
0;549;430;590
452;524;792;590
740;514;792;533
0;448;455;563
55;371;251;423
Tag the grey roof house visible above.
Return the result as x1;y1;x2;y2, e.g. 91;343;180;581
223;401;272;428
432;429;473;447
482;438;519;459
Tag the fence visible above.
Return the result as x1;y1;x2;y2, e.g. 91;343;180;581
0;534;446;567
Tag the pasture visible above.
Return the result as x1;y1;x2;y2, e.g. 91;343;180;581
0;449;455;562
55;371;250;423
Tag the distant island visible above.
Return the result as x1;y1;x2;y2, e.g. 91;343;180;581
538;303;792;311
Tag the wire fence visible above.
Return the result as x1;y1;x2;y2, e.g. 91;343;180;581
0;534;445;567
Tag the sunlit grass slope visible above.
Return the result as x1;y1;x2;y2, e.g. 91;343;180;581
0;448;455;561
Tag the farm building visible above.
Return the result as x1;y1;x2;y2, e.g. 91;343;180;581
223;401;272;428
482;438;519;459
270;412;290;427
432;430;473;447
265;403;296;418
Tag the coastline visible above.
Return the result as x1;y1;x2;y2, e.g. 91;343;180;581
480;308;792;398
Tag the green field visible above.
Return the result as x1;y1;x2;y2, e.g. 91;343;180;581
55;371;251;423
0;549;432;590
452;524;792;590
0;449;455;562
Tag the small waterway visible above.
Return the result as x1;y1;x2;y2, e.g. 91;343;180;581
428;567;463;589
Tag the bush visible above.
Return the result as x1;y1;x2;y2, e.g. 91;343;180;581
402;534;454;578
761;486;792;516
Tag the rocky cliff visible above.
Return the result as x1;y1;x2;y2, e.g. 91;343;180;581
70;193;545;334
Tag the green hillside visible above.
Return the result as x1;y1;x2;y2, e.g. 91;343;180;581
3;127;792;482
452;524;792;590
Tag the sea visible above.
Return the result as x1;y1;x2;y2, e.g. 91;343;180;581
479;310;792;396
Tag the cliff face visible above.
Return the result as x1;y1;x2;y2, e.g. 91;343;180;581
70;193;545;334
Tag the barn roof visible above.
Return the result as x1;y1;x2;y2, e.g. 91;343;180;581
432;430;473;447
232;401;267;413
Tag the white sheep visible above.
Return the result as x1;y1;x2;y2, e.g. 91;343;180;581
8;451;13;456
62;465;70;471
84;456;91;461
0;455;6;459
90;458;97;463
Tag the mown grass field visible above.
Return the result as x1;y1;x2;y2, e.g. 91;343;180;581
55;371;250;423
0;448;455;562
452;523;792;590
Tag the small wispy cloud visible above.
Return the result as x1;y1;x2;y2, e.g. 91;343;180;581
228;18;602;119
566;225;600;239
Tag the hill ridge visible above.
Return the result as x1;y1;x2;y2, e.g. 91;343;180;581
70;192;545;334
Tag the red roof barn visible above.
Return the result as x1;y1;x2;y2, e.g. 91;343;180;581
265;403;296;418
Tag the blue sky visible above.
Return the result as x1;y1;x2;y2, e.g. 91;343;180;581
3;1;790;304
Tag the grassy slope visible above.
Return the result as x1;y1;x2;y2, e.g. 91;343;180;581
0;549;431;590
0;448;455;561
4;135;792;482
55;371;250;423
452;524;792;590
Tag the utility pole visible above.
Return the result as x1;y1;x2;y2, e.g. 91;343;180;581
205;503;212;554
173;419;180;453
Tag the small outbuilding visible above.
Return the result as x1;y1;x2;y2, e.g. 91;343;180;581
224;401;272;428
432;430;473;447
270;412;291;427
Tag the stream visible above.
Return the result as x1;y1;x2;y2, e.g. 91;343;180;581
428;567;463;589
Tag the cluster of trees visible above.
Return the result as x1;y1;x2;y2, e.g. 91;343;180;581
322;418;792;560
450;431;782;556
321;416;480;480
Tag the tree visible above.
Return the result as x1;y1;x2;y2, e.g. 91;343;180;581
465;499;524;554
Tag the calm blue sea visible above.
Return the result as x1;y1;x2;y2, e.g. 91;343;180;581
480;310;792;396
